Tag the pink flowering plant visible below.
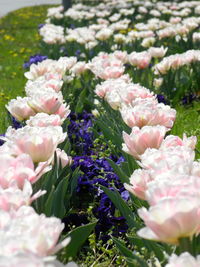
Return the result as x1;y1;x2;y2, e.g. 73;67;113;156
4;0;200;266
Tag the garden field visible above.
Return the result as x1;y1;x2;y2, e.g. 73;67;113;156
1;0;200;266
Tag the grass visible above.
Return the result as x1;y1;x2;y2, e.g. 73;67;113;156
171;101;200;152
0;5;56;133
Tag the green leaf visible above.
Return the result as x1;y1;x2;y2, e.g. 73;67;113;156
44;186;55;216
126;256;149;267
75;88;87;113
112;237;134;258
106;158;129;184
113;237;148;267
43;154;58;192
64;221;97;260
128;236;166;261
64;167;79;213
95;118;122;148
58;137;71;153
51;177;69;218
101;186;138;229
122;152;139;176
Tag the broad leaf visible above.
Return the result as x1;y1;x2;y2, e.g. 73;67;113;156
101;186;138;229
64;221;97;260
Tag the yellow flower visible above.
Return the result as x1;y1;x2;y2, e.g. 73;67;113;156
119;30;127;34
19;48;25;53
4;35;14;41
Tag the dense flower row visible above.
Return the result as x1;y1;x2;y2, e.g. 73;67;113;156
0;56;80;265
92;51;200;265
37;0;200;265
3;0;200;265
40;0;200;108
41;1;200;50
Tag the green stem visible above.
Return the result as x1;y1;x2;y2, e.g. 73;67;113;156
178;237;192;254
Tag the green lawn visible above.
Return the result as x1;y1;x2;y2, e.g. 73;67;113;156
0;5;56;133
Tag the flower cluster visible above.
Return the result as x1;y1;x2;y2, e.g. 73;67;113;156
67;111;129;241
154;50;200;75
89;24;200;264
0;55;76;265
4;0;200;265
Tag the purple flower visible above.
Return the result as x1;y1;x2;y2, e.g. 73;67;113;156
0;134;5;146
66;111;129;241
38;23;45;30
75;50;81;58
68;112;94;155
23;54;48;69
70;24;75;29
110;216;128;234
121;190;130;201
157;94;168;104
62;213;89;233
11;115;23;129
182;94;197;105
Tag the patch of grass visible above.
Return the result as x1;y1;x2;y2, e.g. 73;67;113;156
0;5;57;133
171;101;200;152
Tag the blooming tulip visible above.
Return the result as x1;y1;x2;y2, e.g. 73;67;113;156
122;125;167;159
124;169;153;200
138;196;200;244
6;97;36;121
0;206;70;257
165;253;200;267
26;113;63;127
0;180;45;211
4;126;67;163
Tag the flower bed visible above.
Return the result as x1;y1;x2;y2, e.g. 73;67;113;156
2;0;200;266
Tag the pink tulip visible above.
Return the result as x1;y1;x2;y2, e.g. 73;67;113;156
122;84;155;105
24;59;56;80
0;206;70;257
6;97;36;121
122;125;167;159
0;153;36;188
128;51;152;69
113;50;128;63
25;76;63;95
0;180;45;211
148;46;168;58
28;89;63;115
140;146;195;172
24;57;76;80
54;103;71;120
26;113;63;127
100;65;125;80
55;56;77;74
70;61;88;76
165;253;200;267
161;134;197;150
146;175;200;206
54;148;72;168
120;100;176;129
137;196;200;244
88;53;125;80
95;75;131;99
4;126;67;163
124;169;153;200
104;83;156;108
0;253;72;267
